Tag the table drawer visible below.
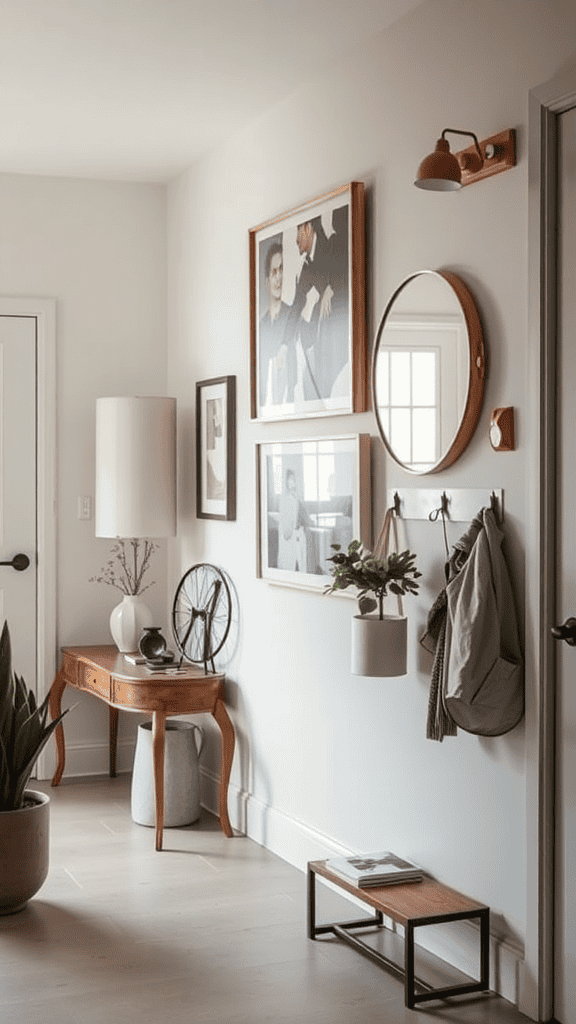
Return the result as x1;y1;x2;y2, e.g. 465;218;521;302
81;664;110;700
61;651;79;685
112;679;138;708
111;677;221;713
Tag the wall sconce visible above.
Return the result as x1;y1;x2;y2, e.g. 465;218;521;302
415;128;515;191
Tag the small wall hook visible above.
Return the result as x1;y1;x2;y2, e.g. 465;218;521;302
489;490;502;524
429;492;449;522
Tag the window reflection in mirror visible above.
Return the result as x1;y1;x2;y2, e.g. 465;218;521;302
373;271;482;475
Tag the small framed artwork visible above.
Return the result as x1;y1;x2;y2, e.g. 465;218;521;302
256;434;371;592
249;181;366;422
196;375;236;520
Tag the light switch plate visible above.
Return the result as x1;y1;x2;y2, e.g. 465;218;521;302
78;495;92;520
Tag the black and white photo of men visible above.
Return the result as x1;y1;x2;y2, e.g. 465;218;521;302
285;207;349;404
252;184;363;422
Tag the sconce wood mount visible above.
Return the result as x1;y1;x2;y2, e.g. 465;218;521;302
456;129;516;187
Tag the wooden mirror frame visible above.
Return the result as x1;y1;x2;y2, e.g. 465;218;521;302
371;269;486;474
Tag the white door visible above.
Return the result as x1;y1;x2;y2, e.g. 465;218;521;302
0;315;37;692
554;104;576;1024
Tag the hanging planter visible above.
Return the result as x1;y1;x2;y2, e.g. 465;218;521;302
325;508;420;678
351;613;407;677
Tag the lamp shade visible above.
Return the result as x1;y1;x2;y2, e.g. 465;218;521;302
96;396;176;538
415;138;462;191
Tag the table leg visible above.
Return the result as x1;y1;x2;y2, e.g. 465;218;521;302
307;866;317;939
152;711;167;851
212;697;235;837
480;908;490;990
109;705;119;778
49;670;67;786
405;921;416;1009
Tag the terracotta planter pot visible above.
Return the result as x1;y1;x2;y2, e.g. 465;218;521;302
0;790;50;915
351;614;407;677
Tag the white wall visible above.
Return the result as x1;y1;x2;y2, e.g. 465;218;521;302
0;171;168;775
166;0;576;1011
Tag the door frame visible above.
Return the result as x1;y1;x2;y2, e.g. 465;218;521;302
0;297;57;741
527;66;576;1022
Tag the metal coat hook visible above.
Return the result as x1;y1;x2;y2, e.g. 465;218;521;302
489;490;502;524
386;489;503;524
428;492;450;558
428;492;449;522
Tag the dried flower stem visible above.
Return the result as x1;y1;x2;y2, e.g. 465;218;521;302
89;538;158;596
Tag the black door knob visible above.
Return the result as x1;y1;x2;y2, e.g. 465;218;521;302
0;553;30;572
551;617;576;646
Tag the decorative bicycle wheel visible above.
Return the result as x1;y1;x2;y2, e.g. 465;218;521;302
171;563;232;670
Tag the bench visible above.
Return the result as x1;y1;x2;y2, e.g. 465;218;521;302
307;859;490;1009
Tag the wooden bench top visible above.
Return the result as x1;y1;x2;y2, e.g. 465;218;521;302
309;860;488;928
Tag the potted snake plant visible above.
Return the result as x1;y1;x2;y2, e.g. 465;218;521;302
325;540;421;676
0;621;68;914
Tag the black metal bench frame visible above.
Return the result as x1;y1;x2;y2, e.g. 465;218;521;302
307;862;490;1009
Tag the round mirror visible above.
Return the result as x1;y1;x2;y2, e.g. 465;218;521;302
372;270;485;474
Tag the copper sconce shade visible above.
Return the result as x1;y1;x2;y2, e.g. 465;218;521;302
415;128;515;190
415;136;463;191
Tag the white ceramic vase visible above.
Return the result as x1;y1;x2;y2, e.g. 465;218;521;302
351;614;407;677
110;594;153;653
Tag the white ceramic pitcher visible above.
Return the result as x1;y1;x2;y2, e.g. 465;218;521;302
131;720;204;827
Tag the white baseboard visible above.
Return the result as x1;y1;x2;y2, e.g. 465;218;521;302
38;740;137;780
201;768;524;1006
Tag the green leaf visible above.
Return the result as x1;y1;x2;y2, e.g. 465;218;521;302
0;620;71;810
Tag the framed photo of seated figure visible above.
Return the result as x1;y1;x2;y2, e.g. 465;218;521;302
196;375;236;520
256;434;371;592
249;182;366;422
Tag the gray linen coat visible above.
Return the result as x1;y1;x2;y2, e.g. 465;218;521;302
421;506;524;740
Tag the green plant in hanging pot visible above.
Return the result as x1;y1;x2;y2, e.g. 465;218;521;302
325;540;421;677
0;620;69;914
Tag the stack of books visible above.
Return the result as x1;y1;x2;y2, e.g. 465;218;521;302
326;851;423;889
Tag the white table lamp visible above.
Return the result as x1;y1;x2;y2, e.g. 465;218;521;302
95;396;176;651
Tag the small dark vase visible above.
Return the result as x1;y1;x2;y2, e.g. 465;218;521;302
138;627;167;660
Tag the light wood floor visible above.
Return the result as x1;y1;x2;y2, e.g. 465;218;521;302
0;776;532;1024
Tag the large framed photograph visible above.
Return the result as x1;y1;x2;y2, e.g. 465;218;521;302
196;375;236;520
256;434;371;592
249;182;366;422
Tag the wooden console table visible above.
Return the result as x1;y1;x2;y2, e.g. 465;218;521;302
49;645;235;851
308;860;489;1009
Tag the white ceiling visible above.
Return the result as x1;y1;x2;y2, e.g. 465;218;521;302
0;0;424;182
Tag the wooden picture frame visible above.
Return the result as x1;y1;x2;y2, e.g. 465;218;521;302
196;375;236;520
256;434;371;592
249;181;366;422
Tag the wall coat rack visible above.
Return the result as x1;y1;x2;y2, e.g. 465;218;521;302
387;488;504;525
